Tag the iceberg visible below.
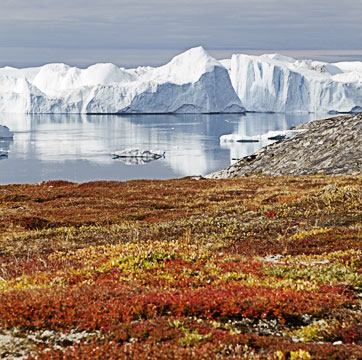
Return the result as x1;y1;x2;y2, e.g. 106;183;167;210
0;152;7;159
0;47;245;114
220;134;260;143
0;125;13;138
1;47;362;114
228;53;362;113
112;149;165;160
264;129;305;140
220;129;305;143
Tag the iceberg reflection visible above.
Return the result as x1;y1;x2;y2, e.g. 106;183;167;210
0;137;13;160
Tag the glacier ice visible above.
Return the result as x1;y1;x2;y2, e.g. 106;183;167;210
1;47;362;114
228;54;362;113
0;47;244;114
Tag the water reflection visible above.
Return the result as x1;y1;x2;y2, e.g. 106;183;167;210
0;113;325;184
113;157;162;166
0;137;13;160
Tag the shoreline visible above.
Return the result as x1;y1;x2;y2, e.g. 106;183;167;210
209;113;362;178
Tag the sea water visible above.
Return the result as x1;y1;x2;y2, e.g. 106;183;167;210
0;113;326;184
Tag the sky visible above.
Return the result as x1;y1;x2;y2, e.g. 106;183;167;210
1;0;362;68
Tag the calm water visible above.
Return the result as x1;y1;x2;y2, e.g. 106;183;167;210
0;113;326;184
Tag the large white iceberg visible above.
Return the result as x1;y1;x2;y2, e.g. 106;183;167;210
227;53;362;113
0;47;244;114
1;47;362;114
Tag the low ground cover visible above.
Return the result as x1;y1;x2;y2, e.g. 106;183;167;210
0;176;361;359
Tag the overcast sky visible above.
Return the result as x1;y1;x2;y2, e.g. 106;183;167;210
1;0;362;68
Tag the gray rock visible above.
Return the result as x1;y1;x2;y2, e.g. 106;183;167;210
208;113;362;178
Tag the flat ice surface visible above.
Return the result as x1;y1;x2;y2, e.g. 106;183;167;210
0;113;326;184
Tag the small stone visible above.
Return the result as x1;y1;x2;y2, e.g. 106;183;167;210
40;330;54;339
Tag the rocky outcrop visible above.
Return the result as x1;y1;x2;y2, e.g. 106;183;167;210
208;113;362;178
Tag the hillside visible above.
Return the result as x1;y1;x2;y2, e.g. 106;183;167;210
0;177;361;359
209;113;362;179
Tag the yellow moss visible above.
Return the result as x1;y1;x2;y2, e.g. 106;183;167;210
274;351;285;360
287;320;332;342
290;349;312;360
287;248;361;265
287;228;332;241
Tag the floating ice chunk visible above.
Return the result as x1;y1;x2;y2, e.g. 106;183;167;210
0;125;14;139
220;134;260;143
220;129;305;143
112;149;165;159
263;129;306;140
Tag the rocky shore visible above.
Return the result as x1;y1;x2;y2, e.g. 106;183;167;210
208;113;362;178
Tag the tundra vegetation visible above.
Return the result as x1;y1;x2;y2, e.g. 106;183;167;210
0;176;361;359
